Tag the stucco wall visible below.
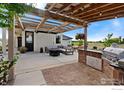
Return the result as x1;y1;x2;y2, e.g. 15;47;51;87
20;29;56;52
34;33;56;52
17;29;71;52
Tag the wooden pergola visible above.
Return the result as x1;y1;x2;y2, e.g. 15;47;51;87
6;3;124;80
15;3;124;50
15;8;82;34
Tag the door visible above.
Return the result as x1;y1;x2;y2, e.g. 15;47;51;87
17;37;22;49
25;31;34;51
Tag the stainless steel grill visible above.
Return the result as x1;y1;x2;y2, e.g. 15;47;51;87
103;47;124;62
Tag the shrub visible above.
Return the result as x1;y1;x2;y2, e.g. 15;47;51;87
19;46;27;53
93;46;97;50
0;54;19;85
78;40;83;46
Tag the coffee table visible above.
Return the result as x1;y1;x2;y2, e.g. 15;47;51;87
49;48;61;56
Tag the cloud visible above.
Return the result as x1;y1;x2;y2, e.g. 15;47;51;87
35;3;47;10
112;20;121;27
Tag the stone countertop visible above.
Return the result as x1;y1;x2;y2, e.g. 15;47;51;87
78;49;102;54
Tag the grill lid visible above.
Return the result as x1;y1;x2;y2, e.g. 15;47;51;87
103;47;124;55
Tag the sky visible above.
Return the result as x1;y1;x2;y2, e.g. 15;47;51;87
64;18;124;41
0;3;124;41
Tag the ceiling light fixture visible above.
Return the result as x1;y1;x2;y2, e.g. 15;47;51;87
115;15;118;19
115;16;117;19
80;7;84;11
99;12;102;16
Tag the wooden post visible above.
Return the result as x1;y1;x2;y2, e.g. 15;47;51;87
8;24;15;61
83;23;88;64
22;30;25;46
2;28;6;55
84;24;88;50
8;16;15;81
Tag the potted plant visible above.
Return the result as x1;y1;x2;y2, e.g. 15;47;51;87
93;46;97;50
19;46;27;53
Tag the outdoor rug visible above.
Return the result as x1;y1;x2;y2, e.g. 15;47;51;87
42;63;109;85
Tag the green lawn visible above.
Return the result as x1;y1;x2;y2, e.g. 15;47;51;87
88;43;124;49
72;41;124;50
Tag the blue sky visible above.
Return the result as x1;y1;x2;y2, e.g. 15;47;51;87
64;18;124;41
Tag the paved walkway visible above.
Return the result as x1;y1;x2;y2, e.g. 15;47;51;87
13;52;78;85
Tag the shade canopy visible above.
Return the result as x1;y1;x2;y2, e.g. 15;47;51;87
16;3;124;33
15;7;82;33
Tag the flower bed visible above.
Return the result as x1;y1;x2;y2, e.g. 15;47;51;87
0;54;19;85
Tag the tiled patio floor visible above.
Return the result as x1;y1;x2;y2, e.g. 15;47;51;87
13;52;78;85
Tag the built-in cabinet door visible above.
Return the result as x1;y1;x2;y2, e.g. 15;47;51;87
25;31;34;51
86;56;102;71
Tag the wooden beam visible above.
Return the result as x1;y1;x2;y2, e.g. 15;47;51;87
89;14;124;22
47;3;56;10
86;9;124;21
29;7;84;26
79;4;124;19
58;26;80;33
17;16;25;30
49;22;70;31
35;4;56;32
58;3;72;13
45;10;84;26
35;18;47;31
75;3;112;17
71;4;89;15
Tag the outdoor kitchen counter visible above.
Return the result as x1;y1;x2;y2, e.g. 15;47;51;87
78;49;124;84
78;49;103;71
78;49;102;53
102;57;124;84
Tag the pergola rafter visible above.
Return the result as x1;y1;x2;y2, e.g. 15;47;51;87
87;9;124;22
70;3;90;15
79;4;124;19
49;22;70;32
35;18;47;32
74;3;112;17
17;16;25;30
58;3;72;13
35;3;56;32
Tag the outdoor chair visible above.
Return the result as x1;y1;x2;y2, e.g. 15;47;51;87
60;46;74;55
46;45;74;55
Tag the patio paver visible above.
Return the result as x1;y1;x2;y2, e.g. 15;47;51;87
42;63;109;85
14;70;46;85
13;52;77;85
